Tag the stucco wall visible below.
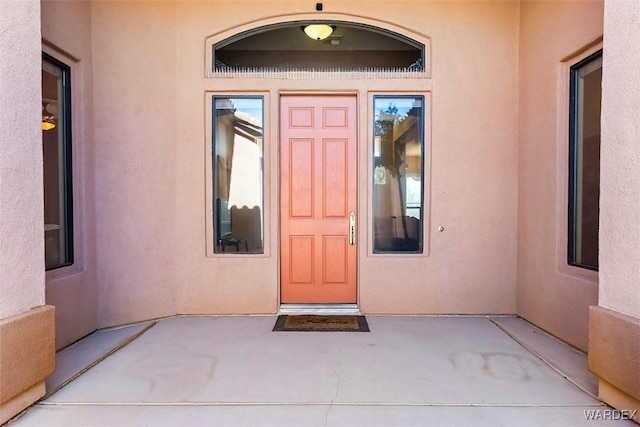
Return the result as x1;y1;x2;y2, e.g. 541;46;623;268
41;0;174;333
0;2;52;419
361;1;518;314
41;0;99;349
171;1;519;315
599;0;640;320
28;1;615;350
61;0;518;326
517;0;604;350
0;0;44;319
91;1;178;326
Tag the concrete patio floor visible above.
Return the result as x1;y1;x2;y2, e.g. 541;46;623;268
7;315;637;426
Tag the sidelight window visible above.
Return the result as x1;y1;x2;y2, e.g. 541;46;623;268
568;50;602;270
372;96;424;253
212;97;264;254
42;53;73;270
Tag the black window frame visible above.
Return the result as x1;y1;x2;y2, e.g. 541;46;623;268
42;52;74;271
568;49;602;271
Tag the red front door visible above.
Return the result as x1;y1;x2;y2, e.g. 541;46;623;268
280;95;358;303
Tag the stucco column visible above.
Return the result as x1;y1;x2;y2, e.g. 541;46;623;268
0;1;55;424
588;0;640;420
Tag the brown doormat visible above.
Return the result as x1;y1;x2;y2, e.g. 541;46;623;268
273;315;369;332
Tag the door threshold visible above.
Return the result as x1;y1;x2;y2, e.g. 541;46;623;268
279;304;361;315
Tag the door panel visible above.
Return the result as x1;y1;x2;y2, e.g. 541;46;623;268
280;95;357;303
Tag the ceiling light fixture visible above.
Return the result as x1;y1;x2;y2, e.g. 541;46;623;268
303;24;334;41
41;103;56;131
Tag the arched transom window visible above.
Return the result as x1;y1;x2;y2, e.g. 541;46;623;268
212;21;425;73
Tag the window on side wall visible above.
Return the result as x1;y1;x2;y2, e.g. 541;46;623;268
212;97;264;254
568;50;602;270
372;95;424;253
42;53;73;270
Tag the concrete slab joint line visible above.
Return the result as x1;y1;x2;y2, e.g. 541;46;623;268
325;358;341;427
43;321;158;399
488;318;598;400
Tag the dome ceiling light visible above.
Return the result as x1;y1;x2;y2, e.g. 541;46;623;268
42;103;56;131
303;24;334;41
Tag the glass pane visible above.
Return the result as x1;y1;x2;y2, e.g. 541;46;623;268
372;96;424;253
213;97;264;253
42;55;73;270
569;52;602;270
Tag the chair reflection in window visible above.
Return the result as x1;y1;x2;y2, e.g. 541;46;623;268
216;198;264;253
215;198;248;252
391;215;420;251
374;215;420;252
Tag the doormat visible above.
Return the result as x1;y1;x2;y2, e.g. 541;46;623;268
272;315;369;332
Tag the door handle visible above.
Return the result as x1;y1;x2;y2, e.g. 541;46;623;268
349;211;356;245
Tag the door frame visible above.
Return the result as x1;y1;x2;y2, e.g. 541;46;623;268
278;92;360;306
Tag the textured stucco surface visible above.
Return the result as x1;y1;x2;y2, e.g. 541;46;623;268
0;305;55;403
593;1;640;413
0;382;44;426
599;0;640;319
91;1;178;326
588;306;640;401
0;0;45;319
599;379;640;421
517;0;604;351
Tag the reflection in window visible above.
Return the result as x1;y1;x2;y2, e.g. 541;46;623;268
42;54;73;270
372;96;424;253
213;97;264;253
569;51;602;270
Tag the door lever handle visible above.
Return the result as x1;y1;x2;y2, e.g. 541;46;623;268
349;211;356;245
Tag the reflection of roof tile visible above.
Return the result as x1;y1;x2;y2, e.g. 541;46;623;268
215;98;235;111
234;111;261;127
234;112;262;139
